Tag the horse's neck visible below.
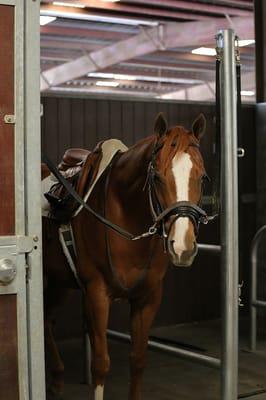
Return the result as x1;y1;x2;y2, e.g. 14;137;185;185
114;136;155;191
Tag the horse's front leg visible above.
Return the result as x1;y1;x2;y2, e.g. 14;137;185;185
45;317;65;399
84;279;110;400
129;282;163;400
44;287;68;399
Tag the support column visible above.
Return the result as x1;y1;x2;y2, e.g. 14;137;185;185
218;29;239;400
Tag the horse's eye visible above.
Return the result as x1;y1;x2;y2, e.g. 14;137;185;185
202;174;210;182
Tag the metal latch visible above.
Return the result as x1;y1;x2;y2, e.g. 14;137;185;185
16;235;36;255
4;114;16;124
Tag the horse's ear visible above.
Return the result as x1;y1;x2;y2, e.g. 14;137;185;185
192;113;206;140
154;112;168;137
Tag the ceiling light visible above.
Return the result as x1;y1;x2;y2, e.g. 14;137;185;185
101;0;120;2
40;16;57;26
95;81;120;87
53;2;86;8
40;9;158;26
88;72;136;81
241;90;255;96
191;47;216;56
238;39;255;47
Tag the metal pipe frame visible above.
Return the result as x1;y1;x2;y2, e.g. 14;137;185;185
107;330;221;369
198;243;222;253
250;225;266;351
218;29;239;400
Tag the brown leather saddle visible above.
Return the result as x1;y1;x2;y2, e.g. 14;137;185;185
45;143;103;223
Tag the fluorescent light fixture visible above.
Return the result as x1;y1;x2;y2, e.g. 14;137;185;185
40;9;158;26
238;39;255;47
241;90;255;96
88;72;202;85
50;86;158;98
192;47;216;56
88;72;136;81
53;2;86;7
40;16;57;26
101;0;120;2
95;81;120;87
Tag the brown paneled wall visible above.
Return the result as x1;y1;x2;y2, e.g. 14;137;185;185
41;95;256;337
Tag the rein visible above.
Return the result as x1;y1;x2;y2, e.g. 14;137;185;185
43;153;152;241
42;138;213;244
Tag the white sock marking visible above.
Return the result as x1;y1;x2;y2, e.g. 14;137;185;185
95;385;104;400
171;152;193;256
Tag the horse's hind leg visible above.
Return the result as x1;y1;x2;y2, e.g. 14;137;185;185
44;286;68;399
129;282;163;400
84;280;110;400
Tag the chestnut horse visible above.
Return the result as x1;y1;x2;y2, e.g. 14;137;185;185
42;113;208;400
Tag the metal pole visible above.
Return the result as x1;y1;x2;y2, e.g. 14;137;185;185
252;300;266;308
198;243;222;254
107;329;221;369
218;29;239;400
250;225;266;351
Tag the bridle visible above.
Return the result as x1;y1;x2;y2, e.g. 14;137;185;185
142;139;212;248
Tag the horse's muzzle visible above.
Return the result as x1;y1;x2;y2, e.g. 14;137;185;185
168;240;198;267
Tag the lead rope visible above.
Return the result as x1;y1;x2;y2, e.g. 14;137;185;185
42;153;158;241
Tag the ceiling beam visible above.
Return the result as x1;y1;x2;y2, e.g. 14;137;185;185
118;0;252;16
41;16;254;91
41;24;132;41
41;3;212;23
200;0;253;9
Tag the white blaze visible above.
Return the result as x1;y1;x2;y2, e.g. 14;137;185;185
95;385;104;400
171;152;193;256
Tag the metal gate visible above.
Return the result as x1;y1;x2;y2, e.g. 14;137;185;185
0;1;45;399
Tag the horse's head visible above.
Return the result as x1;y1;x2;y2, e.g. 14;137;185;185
152;112;207;267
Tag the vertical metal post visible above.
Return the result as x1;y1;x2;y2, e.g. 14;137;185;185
218;29;239;400
24;1;46;398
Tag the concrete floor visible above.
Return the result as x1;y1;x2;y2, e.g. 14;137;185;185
56;319;266;400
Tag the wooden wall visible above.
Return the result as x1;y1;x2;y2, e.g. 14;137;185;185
41;95;256;337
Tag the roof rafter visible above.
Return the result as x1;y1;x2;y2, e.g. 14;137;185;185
122;0;252;16
41;16;254;91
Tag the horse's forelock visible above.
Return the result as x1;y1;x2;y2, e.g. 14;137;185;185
158;126;193;173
